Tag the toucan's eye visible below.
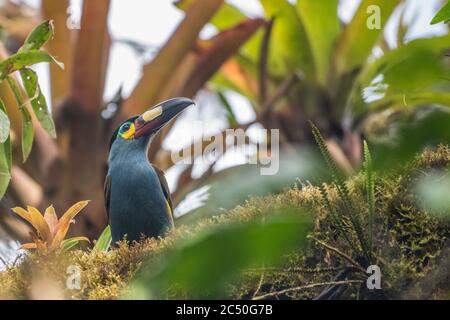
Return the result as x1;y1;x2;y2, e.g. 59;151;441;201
118;122;135;140
120;123;130;133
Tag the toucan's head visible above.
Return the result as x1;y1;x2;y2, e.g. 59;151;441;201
109;98;195;156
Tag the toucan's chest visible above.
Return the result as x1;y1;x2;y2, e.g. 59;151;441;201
107;156;170;242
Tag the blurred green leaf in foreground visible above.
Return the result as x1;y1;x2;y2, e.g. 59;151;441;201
125;212;313;299
416;170;450;219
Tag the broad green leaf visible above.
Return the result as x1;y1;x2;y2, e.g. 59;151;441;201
0;98;10;143
368;92;450;112
370;109;450;171
382;49;448;93
94;225;112;252
431;1;450;25
175;0;246;30
126;213;313;299
20;68;56;138
260;0;315;78
359;35;450;87
0;50;63;80
6;77;34;162
335;0;401;74
0;135;11;198
296;0;340;84
19;20;54;52
350;35;450;116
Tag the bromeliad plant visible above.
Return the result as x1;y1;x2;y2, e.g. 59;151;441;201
177;0;450;171
11;200;90;252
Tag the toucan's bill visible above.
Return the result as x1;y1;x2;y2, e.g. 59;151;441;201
134;97;195;138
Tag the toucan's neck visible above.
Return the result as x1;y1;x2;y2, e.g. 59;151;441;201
109;135;153;166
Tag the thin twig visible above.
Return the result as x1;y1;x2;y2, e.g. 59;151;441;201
0;255;8;267
252;280;363;300
310;236;365;273
252;273;265;298
244;266;342;274
259;73;302;121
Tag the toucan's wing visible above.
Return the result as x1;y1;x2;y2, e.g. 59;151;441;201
152;165;174;220
104;167;173;224
104;175;112;221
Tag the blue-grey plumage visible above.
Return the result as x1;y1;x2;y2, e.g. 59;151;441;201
108;137;172;243
105;98;195;243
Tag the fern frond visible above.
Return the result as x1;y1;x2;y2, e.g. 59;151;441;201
310;122;370;262
318;183;354;250
363;140;375;261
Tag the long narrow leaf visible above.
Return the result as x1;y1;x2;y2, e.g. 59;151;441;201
61;237;90;252
261;0;314;78
0;99;11;189
123;0;225;115
177;18;264;98
431;1;450;24
94;225;112;252
19;20;54;52
6;76;34;162
175;0;246;30
296;0;340;84
27;206;52;242
0;98;10;143
335;0;401;74
43;205;58;236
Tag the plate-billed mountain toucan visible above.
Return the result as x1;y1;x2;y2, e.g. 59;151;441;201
105;98;195;243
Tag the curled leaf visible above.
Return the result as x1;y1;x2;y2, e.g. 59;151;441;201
6;76;34;162
60;237;90;252
26;206;52;242
51;200;90;249
11;207;30;221
19;20;54;52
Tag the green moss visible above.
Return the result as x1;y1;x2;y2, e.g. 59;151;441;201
0;147;449;300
